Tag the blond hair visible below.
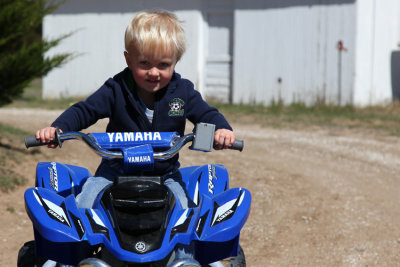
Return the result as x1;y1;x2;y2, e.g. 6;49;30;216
125;10;186;62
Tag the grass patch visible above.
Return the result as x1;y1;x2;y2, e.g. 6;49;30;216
6;78;83;110
9;96;81;110
0;174;26;192
6;206;16;213
214;101;400;136
0;123;30;137
0;122;32;192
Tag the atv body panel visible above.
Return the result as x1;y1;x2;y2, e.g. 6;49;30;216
25;163;251;265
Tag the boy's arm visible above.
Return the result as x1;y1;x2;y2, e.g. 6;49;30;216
51;83;115;131
35;82;115;149
185;84;232;131
185;81;234;149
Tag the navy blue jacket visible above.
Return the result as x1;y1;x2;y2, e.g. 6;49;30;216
52;68;232;176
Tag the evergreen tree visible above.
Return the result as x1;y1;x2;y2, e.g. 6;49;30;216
0;0;72;106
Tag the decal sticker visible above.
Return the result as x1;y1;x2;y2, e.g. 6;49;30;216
69;211;85;239
48;162;59;191
34;190;71;227
208;165;217;194
170;209;194;240
211;191;244;227
86;209;110;241
175;209;190;226
211;200;235;226
195;210;209;238
127;155;152;163
107;132;161;142
193;173;202;205
168;98;185;116
135;241;147;253
238;190;245;206
33;190;42;206
193;180;199;205
91;210;104;226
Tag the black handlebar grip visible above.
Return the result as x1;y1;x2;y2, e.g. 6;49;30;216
230;139;244;152
25;128;62;149
24;136;61;148
25;136;46;148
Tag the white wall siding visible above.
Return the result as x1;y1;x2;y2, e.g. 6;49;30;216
43;13;129;98
43;8;203;98
233;4;356;106
174;11;203;92
354;0;400;106
42;1;400;106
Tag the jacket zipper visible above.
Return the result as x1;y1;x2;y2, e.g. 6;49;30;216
152;93;159;131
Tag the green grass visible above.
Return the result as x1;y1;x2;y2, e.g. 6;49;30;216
0;123;30;136
0;174;26;192
0;123;30;192
213;101;400;136
9;96;80;110
6;206;16;213
6;78;83;110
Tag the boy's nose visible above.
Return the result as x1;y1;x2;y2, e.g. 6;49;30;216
148;67;159;77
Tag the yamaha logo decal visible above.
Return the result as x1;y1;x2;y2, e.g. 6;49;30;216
135;241;146;253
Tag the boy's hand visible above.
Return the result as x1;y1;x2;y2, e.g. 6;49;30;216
214;129;235;150
35;127;62;149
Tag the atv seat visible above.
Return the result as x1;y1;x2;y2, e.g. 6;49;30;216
111;176;168;209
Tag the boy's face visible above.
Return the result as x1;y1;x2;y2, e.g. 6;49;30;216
124;48;177;95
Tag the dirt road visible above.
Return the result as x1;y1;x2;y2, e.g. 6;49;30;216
1;108;400;266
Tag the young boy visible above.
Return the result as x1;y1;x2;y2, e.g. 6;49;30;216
36;10;234;262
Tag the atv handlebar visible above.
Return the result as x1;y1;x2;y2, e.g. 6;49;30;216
24;127;63;148
25;128;243;161
229;139;244;152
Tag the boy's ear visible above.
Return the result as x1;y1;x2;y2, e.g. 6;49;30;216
124;51;131;67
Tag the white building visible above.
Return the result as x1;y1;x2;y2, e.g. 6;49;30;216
43;0;400;106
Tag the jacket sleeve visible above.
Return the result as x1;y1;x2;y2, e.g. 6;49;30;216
184;80;232;131
51;81;116;131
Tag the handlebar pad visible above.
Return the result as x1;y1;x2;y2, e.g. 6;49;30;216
230;139;244;152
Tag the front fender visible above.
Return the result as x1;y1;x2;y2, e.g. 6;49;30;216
195;187;251;242
180;164;229;206
35;162;91;197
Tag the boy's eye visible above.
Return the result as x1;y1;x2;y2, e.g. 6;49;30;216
159;62;171;68
139;61;149;66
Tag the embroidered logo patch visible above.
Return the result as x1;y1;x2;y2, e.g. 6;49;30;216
168;98;184;116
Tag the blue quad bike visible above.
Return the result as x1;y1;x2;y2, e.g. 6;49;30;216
18;123;251;267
